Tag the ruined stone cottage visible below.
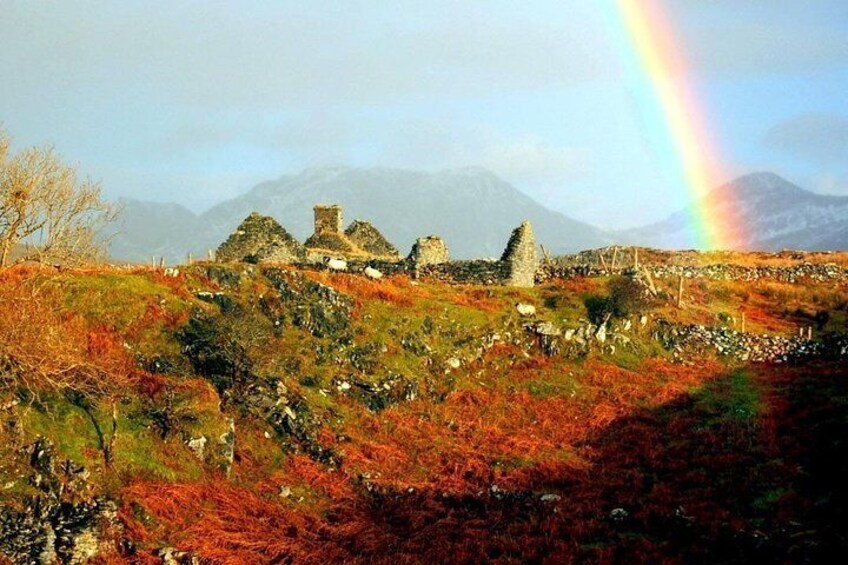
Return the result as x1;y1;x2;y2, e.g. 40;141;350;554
408;222;538;287
212;205;541;288
408;236;449;270
345;220;400;259
305;204;399;261
216;212;306;264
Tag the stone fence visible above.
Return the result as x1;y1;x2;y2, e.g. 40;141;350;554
537;262;848;284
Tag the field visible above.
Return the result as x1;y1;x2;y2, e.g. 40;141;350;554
0;253;847;563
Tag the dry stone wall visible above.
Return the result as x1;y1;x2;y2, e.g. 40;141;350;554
537;262;848;284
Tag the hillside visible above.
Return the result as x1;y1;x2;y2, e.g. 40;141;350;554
109;166;608;263
618;172;848;250
1;253;847;562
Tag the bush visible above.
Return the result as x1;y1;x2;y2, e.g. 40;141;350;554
584;276;648;325
0;275;134;397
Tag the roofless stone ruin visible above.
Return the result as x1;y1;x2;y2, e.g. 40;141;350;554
215;204;539;286
501;221;539;287
215;212;306;264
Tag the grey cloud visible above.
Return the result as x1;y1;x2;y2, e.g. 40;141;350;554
764;113;848;164
669;1;848;75
0;1;611;113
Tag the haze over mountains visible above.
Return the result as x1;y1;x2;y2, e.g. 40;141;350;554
110;168;848;263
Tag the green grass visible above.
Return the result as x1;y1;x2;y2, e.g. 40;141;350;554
694;368;763;424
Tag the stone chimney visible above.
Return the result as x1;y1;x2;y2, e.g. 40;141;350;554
313;204;343;235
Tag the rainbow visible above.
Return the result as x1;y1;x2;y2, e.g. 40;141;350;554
609;0;742;249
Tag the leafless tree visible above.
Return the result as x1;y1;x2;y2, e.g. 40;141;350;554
0;127;119;267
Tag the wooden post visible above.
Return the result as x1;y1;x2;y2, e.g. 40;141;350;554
633;247;639;270
187;252;193;266
807;326;813;340
676;275;684;308
540;244;552;265
208;249;214;261
641;265;658;296
599;249;609;272
741;312;746;333
158;257;165;269
611;246;618;271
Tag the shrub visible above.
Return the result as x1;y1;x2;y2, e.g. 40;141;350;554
584;276;649;325
0;276;134;397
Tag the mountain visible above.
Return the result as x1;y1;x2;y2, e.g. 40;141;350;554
109;199;203;263
617;172;848;251
109;166;608;263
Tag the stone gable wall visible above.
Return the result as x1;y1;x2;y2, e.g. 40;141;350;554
345;220;400;259
217;212;306;264
501;221;538;287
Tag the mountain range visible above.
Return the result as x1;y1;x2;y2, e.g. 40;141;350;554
109;168;848;263
617;172;848;251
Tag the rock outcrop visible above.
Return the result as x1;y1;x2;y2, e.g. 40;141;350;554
0;439;120;563
501;221;538;287
216;213;306;264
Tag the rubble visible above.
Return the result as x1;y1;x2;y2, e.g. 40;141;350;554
655;320;848;363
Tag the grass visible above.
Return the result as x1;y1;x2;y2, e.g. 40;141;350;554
1;258;847;562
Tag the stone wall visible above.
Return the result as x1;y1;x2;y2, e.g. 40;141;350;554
536;262;848;284
421;260;511;285
501;221;538;287
408;236;449;269
345;220;400;259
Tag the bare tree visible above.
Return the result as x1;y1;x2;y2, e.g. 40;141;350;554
0;127;119;267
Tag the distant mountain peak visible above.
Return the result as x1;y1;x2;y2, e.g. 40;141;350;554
720;172;803;197
618;171;848;251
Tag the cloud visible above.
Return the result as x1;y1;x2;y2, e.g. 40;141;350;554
0;1;611;114
764;113;848;164
477;136;593;193
809;171;848;197
668;1;848;76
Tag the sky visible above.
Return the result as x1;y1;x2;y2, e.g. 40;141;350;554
1;0;846;228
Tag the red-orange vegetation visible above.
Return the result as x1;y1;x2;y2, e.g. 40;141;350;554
122;480;343;564
0;278;137;396
303;271;427;307
448;288;502;312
